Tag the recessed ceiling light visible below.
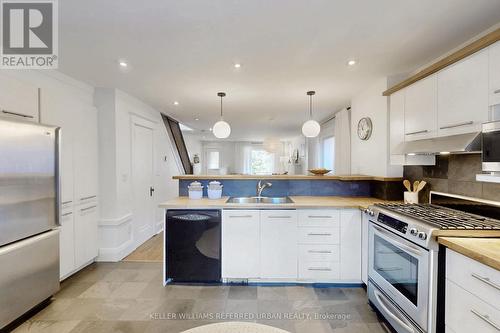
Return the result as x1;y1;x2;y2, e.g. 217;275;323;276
195;118;199;121
119;61;128;68
347;59;357;66
234;63;241;68
173;101;179;106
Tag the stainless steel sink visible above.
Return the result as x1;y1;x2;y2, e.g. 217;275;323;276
226;196;294;204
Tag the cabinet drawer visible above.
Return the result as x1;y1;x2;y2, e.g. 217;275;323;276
446;249;500;309
261;210;297;222
298;227;339;244
223;210;260;223
299;261;340;280
298;210;340;227
299;244;340;262
446;279;500;333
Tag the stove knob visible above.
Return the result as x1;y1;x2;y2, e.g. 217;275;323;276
369;210;375;217
417;232;427;240
409;228;418;236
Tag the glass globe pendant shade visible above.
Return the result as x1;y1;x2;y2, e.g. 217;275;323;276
302;119;321;138
213;120;231;139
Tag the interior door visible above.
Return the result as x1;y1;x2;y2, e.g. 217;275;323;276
132;122;155;247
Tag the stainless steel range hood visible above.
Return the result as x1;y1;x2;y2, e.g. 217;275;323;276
392;132;482;155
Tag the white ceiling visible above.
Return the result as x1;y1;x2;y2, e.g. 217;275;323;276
59;0;500;140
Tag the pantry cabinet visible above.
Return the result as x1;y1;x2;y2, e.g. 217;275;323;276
489;41;500;106
404;75;437;141
40;89;99;279
0;73;39;122
437;49;489;136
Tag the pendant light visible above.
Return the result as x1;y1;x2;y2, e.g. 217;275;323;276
212;92;231;139
302;90;321;138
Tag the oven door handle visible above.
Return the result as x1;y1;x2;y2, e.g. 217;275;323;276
373;288;416;333
372;224;424;257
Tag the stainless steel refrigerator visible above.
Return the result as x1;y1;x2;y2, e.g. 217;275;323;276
0;117;60;329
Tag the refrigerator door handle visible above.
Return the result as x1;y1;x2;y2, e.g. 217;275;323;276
55;127;62;226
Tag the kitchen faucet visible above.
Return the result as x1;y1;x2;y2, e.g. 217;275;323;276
256;180;272;197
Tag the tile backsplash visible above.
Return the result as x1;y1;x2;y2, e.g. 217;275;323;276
404;154;500;202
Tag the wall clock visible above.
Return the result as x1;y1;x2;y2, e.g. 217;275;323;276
357;117;373;140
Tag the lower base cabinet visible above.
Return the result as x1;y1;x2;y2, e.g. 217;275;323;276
74;204;99;268
60;201;99;280
221;208;361;282
260;210;298;279
445;249;500;333
222;210;260;278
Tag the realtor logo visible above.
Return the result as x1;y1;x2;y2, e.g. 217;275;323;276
1;0;58;68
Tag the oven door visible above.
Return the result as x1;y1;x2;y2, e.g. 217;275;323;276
368;222;429;331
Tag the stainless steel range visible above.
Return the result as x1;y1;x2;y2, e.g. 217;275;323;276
365;191;500;333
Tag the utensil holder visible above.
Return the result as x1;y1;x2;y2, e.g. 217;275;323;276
404;191;419;204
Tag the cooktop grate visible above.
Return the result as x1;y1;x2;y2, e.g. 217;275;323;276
375;203;500;230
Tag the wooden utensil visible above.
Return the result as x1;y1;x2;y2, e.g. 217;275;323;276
403;180;412;192
416;181;427;193
413;181;420;192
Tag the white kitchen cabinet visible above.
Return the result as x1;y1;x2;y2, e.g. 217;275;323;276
74;204;99;268
260;210;298;279
361;211;369;284
73;105;99;203
0;73;39;122
222;210;260;279
404;75;437;141
389;89;435;166
340;209;362;281
489;41;500;106
446;278;500;333
40;92;76;205
438;49;489;136
445;249;500;333
40;90;99;279
59;211;75;278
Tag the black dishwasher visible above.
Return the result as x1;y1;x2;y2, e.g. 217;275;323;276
166;210;221;283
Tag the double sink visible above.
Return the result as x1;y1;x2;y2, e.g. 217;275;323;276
226;196;294;204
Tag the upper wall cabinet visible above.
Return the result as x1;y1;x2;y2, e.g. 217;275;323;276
437;49;489;136
489;41;500;106
404;75;437;141
0;73;39;122
389;90;435;166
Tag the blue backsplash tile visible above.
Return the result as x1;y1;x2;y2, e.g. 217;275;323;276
179;178;374;197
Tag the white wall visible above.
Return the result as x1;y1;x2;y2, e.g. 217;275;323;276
95;88;181;261
350;78;403;177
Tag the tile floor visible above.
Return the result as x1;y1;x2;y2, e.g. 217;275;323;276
12;262;390;333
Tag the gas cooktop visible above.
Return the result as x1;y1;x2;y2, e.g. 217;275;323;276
374;203;500;230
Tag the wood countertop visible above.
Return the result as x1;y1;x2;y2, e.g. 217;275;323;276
158;196;400;210
438;237;500;271
173;174;403;182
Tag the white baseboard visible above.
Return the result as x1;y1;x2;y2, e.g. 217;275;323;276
97;238;135;262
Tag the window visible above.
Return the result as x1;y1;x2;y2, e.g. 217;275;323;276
321;136;335;171
250;149;275;175
207;150;220;170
